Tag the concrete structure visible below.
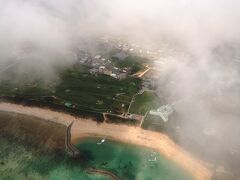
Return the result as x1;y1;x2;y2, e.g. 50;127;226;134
65;121;80;157
149;105;174;122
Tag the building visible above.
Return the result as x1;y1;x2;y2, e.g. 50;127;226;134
149;105;174;122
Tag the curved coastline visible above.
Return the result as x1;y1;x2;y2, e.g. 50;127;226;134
0;102;212;180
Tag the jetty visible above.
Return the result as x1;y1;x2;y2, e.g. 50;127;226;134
65;121;80;157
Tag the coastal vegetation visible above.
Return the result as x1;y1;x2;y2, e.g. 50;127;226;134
129;91;163;115
56;66;141;113
0;64;142;123
105;114;141;126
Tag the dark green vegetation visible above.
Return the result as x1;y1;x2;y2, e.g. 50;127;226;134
141;114;166;131
56;65;141;113
0;64;141;117
129;91;163;115
105;114;141;126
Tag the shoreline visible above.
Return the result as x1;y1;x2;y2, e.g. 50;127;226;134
0;102;212;180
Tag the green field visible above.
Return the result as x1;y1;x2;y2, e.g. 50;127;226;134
0;65;141;114
129;91;163;115
55;66;141;112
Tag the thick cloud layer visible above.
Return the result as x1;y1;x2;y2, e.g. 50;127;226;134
1;0;240;58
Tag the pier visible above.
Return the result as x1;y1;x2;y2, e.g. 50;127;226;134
65;121;80;157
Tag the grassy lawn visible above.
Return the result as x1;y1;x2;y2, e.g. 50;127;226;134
129;91;162;115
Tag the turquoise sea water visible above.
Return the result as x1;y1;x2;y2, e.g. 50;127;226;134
0;137;193;180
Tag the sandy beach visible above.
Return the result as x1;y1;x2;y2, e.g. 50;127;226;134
0;102;212;180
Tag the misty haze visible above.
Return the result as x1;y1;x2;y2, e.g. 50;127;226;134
0;0;240;180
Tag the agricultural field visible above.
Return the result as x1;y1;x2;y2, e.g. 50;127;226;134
0;65;142;114
55;66;141;113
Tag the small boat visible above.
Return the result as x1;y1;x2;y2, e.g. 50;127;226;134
97;138;106;145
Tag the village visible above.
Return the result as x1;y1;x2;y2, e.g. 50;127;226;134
72;37;161;80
